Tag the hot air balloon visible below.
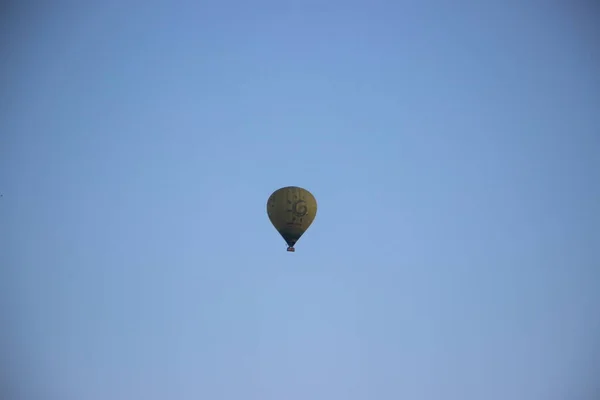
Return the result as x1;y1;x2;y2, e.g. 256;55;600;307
266;186;317;252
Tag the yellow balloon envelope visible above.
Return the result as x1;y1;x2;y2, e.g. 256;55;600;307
266;186;317;252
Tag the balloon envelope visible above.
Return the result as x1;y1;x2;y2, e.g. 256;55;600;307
266;186;317;252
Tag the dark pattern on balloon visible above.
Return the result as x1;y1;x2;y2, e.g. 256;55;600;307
292;200;308;217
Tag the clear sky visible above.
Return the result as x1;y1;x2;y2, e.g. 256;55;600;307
2;2;599;399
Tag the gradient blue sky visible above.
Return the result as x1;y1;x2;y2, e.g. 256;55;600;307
2;2;599;399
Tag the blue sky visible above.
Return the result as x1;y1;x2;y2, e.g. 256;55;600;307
2;2;599;399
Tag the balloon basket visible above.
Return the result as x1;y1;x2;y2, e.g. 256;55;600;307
287;247;295;252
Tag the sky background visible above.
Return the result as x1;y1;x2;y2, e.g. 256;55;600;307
1;2;599;399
